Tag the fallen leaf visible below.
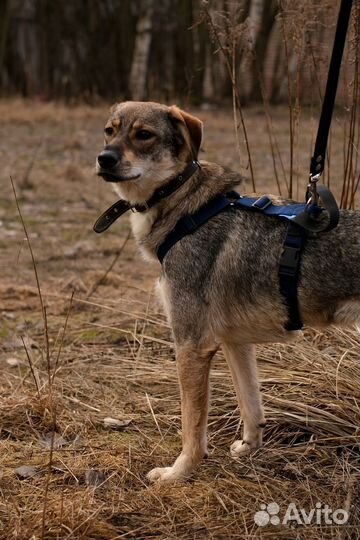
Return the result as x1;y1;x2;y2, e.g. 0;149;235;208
103;417;132;430
40;432;68;449
2;311;15;320
3;336;39;350
71;434;86;447
6;357;21;367
85;469;106;487
15;465;38;479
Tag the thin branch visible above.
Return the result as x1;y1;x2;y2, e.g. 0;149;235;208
10;175;56;539
279;3;294;198
21;336;41;398
51;290;74;383
10;176;48;344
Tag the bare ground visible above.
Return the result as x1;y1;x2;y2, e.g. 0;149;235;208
0;99;359;539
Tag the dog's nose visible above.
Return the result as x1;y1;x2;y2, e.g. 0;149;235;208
97;149;120;169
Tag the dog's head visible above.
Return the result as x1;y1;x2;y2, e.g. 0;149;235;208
96;101;203;203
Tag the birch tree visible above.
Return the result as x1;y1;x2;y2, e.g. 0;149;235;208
129;0;154;101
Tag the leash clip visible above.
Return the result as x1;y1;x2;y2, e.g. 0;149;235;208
306;173;321;206
309;172;321;184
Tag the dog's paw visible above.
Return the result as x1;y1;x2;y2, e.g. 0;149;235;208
147;466;185;483
230;439;253;458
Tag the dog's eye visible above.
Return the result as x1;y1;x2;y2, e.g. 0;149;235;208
135;130;154;141
104;126;114;137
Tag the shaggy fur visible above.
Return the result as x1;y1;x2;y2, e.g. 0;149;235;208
96;101;360;483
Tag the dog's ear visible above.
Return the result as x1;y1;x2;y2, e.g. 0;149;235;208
169;105;203;159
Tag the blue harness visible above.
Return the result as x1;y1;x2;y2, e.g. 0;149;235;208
95;170;338;333
157;193;321;331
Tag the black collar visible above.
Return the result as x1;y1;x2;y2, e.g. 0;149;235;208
93;160;200;233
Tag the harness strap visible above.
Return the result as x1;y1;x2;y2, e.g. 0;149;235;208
279;222;307;331
157;193;313;264
157;193;310;330
157;195;231;263
233;193;341;232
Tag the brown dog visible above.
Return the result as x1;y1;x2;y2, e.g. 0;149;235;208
96;101;360;482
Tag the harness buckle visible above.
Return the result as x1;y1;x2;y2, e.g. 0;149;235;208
252;196;272;210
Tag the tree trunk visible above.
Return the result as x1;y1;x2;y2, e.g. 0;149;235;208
129;0;154;101
0;0;10;92
247;0;278;103
239;0;264;101
202;42;215;102
11;0;40;96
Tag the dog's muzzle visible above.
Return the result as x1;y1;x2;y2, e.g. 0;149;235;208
97;149;120;169
97;149;141;182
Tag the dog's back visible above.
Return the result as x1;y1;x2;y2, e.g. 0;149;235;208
162;207;360;343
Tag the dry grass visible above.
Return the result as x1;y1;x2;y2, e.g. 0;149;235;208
1;289;359;539
0;100;359;539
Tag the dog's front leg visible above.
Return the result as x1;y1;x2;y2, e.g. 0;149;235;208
222;342;265;457
147;344;214;483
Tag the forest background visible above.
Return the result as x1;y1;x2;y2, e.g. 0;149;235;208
1;0;354;106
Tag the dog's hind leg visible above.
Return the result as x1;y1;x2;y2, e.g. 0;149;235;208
222;342;265;458
147;343;216;483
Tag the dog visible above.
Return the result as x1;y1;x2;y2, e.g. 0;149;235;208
95;101;360;483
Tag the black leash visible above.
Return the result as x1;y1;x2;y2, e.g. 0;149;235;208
284;0;353;332
307;0;353;205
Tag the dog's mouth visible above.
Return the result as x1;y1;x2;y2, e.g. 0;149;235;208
97;171;141;183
